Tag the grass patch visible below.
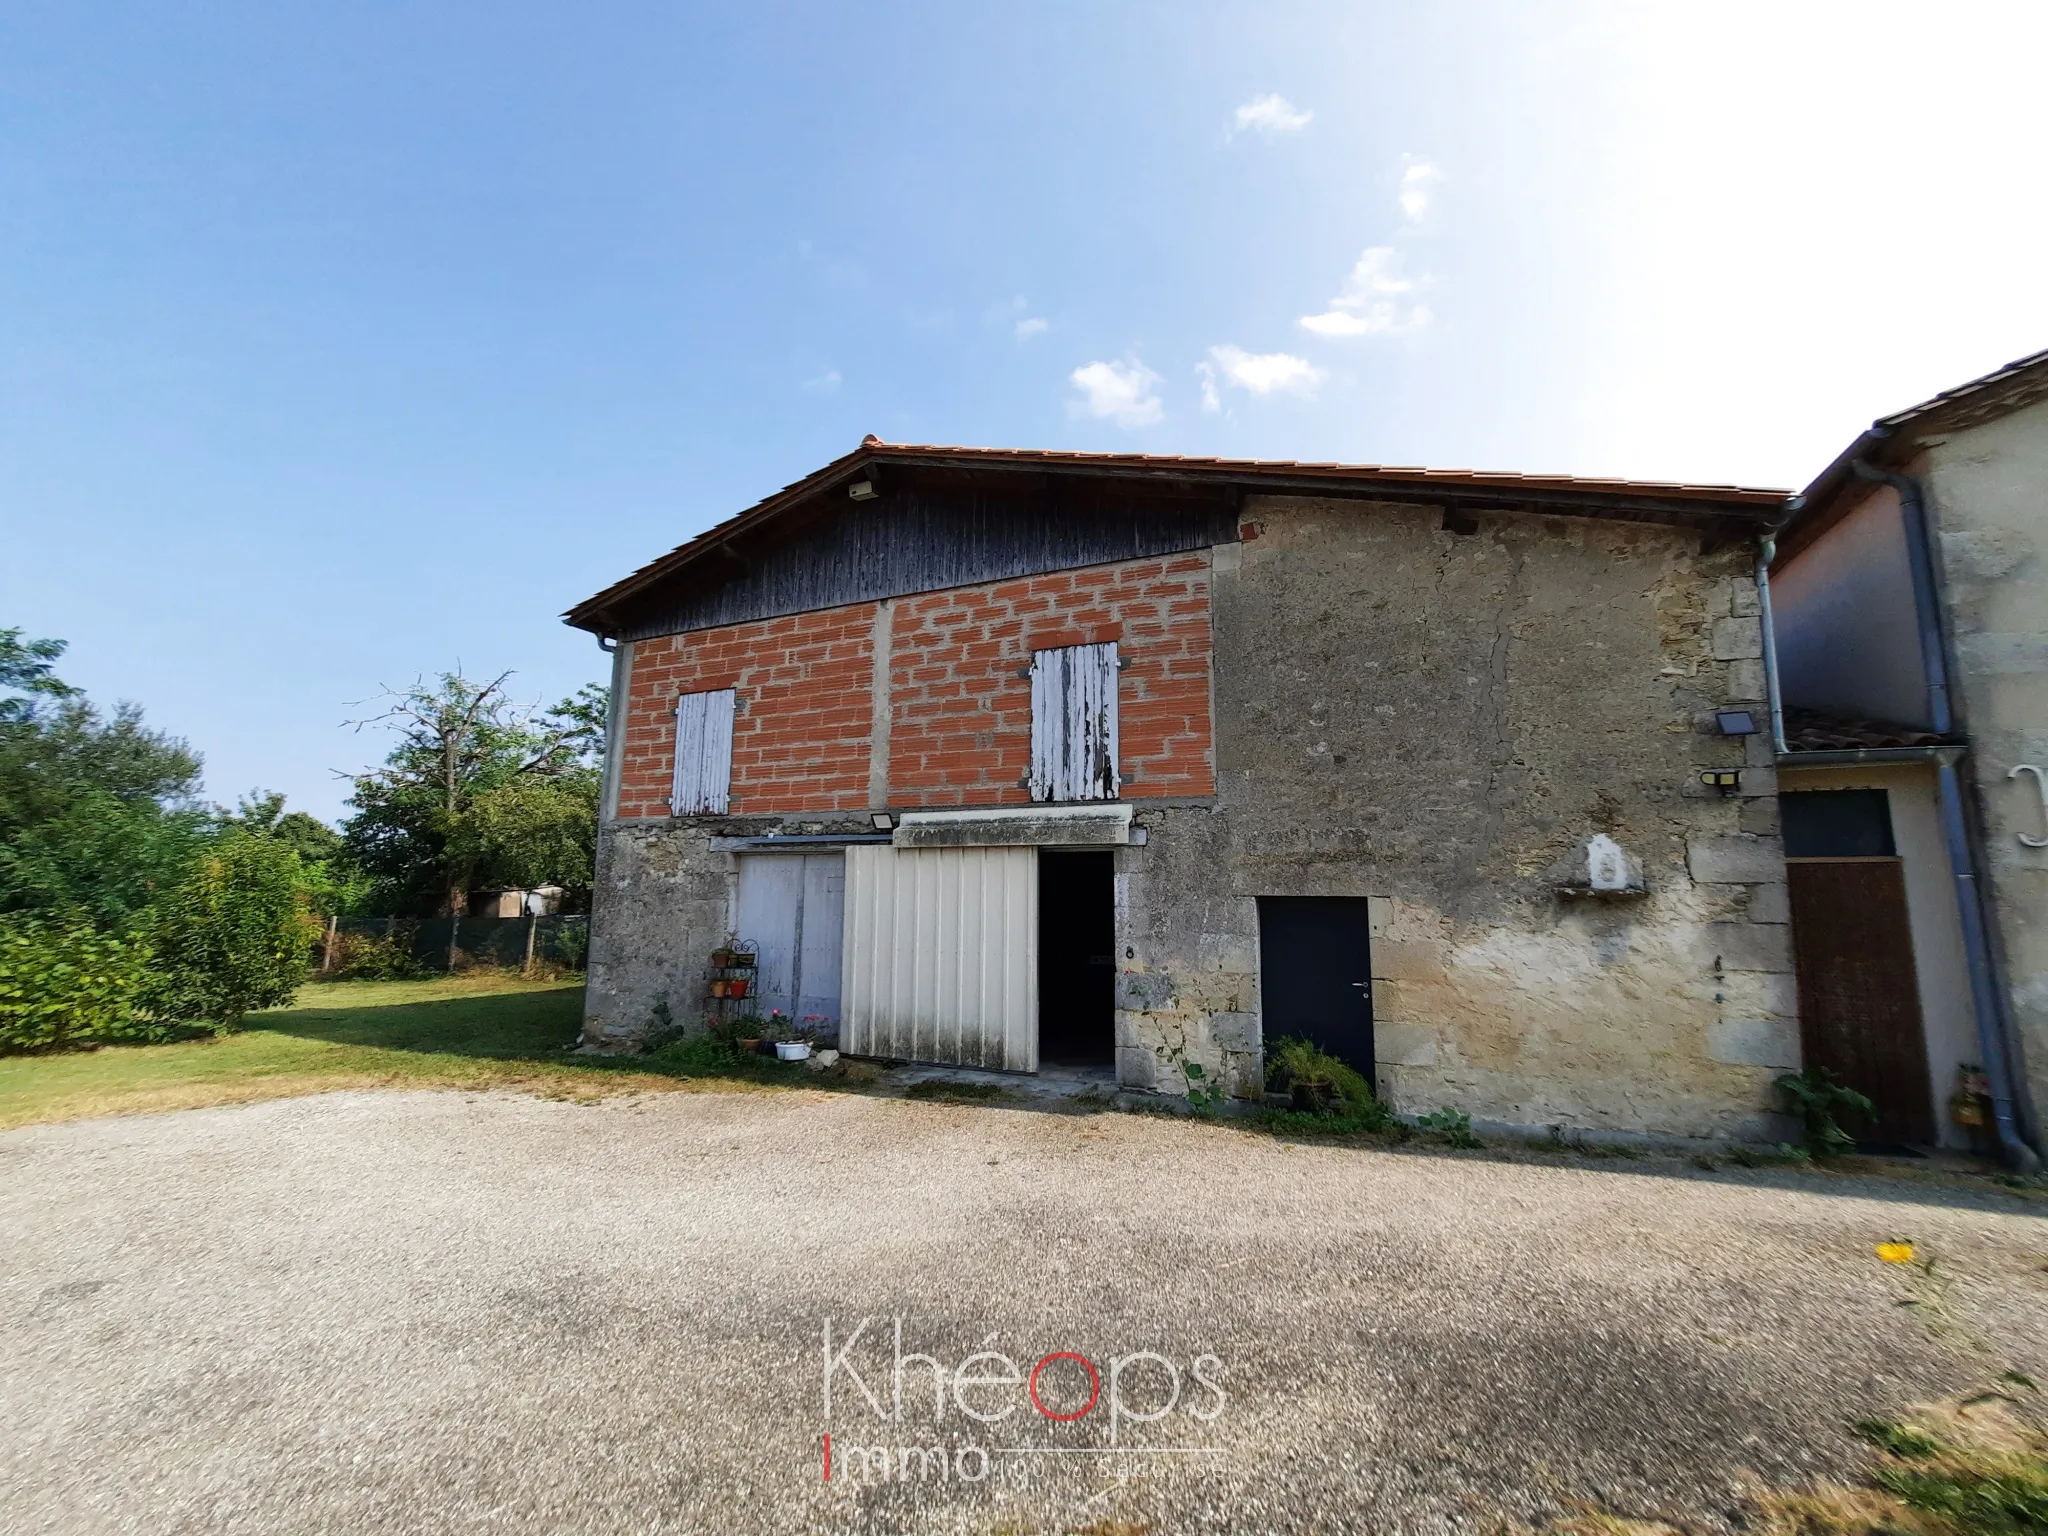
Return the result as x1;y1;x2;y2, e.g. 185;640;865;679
1545;1397;2048;1536
0;975;827;1131
903;1078;1013;1102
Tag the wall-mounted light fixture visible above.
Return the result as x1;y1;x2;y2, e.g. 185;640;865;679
870;811;895;831
1699;769;1742;796
1715;709;1758;736
848;478;878;502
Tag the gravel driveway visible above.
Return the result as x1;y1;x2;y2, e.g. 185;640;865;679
3;1087;2044;1535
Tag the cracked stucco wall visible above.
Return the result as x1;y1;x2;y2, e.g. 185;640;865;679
1105;495;1798;1141
1919;393;2048;1140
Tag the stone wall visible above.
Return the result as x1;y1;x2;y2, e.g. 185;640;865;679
1102;496;1798;1142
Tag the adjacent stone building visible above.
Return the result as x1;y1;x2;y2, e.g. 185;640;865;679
1771;347;2048;1168
569;441;1799;1144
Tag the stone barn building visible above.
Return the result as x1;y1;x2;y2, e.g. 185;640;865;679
568;439;1799;1144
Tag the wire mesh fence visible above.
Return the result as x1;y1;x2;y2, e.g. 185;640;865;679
314;915;590;978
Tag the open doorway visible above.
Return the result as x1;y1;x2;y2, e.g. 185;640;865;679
1038;850;1116;1067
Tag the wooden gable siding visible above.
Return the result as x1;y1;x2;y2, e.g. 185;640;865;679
614;482;1236;641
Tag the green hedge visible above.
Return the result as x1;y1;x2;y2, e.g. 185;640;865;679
0;911;150;1053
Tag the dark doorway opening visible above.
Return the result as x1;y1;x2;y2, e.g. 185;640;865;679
1257;897;1374;1084
1038;851;1116;1067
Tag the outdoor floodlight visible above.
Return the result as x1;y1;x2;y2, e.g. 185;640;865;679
1715;709;1758;736
870;812;895;831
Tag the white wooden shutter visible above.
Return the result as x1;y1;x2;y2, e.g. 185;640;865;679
1029;642;1120;802
670;688;736;813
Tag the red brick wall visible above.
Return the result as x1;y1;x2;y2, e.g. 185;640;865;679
612;551;1215;819
888;553;1214;805
614;603;876;818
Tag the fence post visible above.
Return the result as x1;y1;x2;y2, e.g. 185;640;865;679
322;915;339;974
523;912;539;977
448;912;461;974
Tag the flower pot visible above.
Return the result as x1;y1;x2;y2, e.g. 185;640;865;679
727;977;750;999
737;1037;761;1054
1291;1078;1334;1114
775;1041;811;1062
710;979;728;998
710;948;734;969
731;952;757;969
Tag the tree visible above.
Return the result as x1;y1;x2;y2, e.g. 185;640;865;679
339;672;605;916
0;630;209;925
0;627;81;723
139;834;314;1028
223;790;365;917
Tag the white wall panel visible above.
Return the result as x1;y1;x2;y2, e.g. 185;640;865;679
842;845;1037;1070
736;852;845;1028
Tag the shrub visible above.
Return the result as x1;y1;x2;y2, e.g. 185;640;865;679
324;927;424;981
552;921;589;972
0;910;150;1053
139;836;316;1030
1416;1107;1483;1149
1774;1067;1874;1158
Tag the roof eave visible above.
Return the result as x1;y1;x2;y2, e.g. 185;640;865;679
565;442;1792;636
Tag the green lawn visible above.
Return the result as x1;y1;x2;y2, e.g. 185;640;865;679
0;975;763;1131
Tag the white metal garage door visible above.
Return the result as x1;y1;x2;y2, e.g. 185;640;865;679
841;844;1038;1071
735;853;846;1029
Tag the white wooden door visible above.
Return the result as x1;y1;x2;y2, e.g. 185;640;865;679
735;853;845;1030
841;844;1038;1071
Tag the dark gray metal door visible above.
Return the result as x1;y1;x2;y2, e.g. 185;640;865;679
1257;897;1374;1082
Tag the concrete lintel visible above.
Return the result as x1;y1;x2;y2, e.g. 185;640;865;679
893;804;1134;848
708;834;892;852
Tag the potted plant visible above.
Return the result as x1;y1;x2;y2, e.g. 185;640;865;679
1265;1036;1374;1119
710;945;734;969
727;975;750;1000
734;1012;766;1054
731;944;758;970
710;978;729;998
1290;1076;1334;1113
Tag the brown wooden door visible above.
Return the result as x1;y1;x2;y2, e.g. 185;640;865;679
1786;858;1935;1145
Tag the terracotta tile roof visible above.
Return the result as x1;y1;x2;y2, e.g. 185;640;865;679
567;436;1791;631
1781;707;1951;753
854;438;1791;504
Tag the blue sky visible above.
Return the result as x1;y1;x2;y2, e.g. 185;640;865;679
5;1;2046;822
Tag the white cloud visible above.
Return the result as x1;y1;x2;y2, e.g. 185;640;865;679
1299;247;1432;338
1200;346;1324;411
1068;358;1164;428
1014;316;1048;341
1231;93;1312;137
1399;158;1442;223
801;368;841;394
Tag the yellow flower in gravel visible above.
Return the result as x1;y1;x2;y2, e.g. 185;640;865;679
1875;1241;1917;1264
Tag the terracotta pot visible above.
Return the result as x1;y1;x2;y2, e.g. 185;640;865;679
710;979;728;998
1291;1078;1334;1114
710;949;734;969
737;1037;761;1054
